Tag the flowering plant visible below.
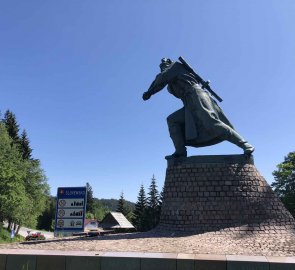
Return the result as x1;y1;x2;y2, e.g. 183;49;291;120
25;232;46;241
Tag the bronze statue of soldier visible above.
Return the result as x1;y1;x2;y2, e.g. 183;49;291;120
142;57;254;159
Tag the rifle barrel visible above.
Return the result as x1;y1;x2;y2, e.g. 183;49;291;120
178;56;223;102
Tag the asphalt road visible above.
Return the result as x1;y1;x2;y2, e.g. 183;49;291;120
3;222;54;239
18;225;54;239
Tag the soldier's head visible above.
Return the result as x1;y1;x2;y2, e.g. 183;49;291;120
159;58;173;72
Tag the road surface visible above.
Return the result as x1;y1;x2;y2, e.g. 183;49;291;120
3;222;54;239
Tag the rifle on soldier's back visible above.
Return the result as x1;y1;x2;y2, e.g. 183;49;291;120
178;56;223;102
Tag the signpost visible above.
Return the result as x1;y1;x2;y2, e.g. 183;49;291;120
54;186;87;237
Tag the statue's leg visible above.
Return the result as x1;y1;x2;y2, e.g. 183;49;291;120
224;126;255;154
166;108;187;158
183;87;254;154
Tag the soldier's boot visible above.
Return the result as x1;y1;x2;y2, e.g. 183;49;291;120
165;125;187;159
227;129;255;155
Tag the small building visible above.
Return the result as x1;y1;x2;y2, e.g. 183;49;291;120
99;212;135;232
84;219;99;231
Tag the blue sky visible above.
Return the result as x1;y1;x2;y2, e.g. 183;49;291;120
1;1;294;202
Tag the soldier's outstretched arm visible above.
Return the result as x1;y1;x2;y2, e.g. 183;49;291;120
142;73;167;101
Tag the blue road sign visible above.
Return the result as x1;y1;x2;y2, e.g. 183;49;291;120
55;187;87;234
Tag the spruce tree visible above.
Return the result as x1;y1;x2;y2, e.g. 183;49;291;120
147;175;160;229
133;185;147;231
3;110;20;146
159;186;164;208
148;175;160;209
20;129;32;160
117;192;128;216
86;182;95;213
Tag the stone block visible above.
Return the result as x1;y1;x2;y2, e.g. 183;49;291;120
141;258;176;270
141;253;177;270
0;255;6;270
101;256;140;270
177;254;194;270
36;255;65;270
194;254;226;270
66;256;100;270
270;263;295;270
268;256;295;270
227;255;268;270
6;255;36;270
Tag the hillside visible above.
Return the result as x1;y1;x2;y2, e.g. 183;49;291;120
97;198;135;212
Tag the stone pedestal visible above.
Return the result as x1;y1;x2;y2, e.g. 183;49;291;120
158;155;295;233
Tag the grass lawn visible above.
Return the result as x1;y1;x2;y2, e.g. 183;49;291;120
0;226;24;244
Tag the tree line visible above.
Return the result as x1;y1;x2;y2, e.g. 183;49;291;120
132;175;163;231
33;151;295;232
44;152;295;232
0;110;50;234
112;175;163;231
85;175;163;232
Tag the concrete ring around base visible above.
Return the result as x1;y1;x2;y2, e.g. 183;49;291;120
0;249;295;270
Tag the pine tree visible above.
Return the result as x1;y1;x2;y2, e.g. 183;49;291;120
86;182;95;213
117;192;129;216
3;110;20;146
147;175;160;229
132;185;147;231
148;175;160;209
20;129;32;160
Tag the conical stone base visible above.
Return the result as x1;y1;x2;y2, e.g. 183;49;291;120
158;155;295;233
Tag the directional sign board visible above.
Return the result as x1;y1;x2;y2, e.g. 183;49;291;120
54;187;87;236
